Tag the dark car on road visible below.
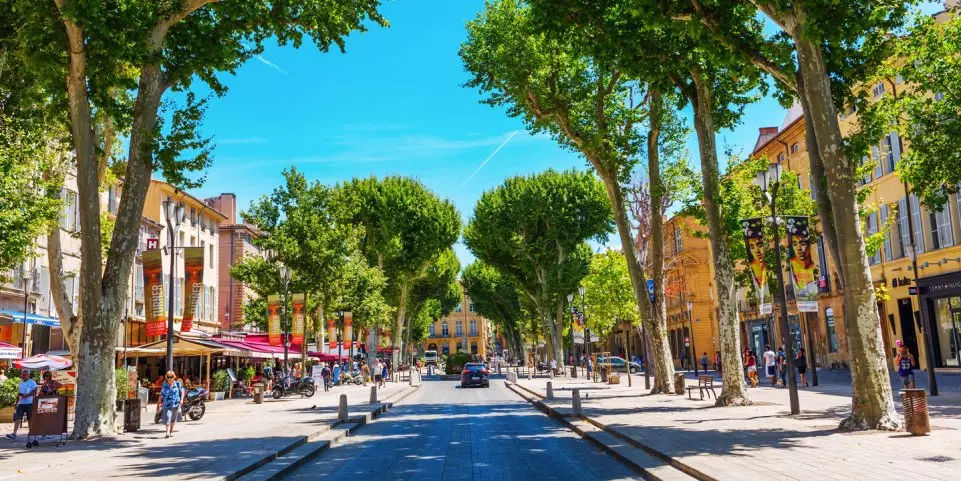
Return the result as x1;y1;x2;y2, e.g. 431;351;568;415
460;362;490;388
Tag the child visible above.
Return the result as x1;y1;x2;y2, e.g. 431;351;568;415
894;340;916;389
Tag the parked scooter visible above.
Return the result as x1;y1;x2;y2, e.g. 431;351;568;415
154;387;208;424
271;375;316;399
340;370;364;385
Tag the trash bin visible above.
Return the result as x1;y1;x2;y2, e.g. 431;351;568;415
570;366;577;378
123;398;141;432
901;389;930;436
600;366;609;383
253;383;264;404
674;372;686;395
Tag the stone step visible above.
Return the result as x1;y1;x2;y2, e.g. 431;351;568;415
567;418;697;481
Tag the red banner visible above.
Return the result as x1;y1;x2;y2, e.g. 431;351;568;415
267;295;281;346
344;314;352;350
328;318;336;349
291;293;305;345
181;247;204;332
143;249;166;337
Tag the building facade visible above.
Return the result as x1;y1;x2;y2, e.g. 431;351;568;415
421;283;489;358
205;193;265;331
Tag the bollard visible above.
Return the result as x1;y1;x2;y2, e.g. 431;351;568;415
527;369;533;381
338;394;349;421
370;386;378;404
546;381;554;400
572;388;582;414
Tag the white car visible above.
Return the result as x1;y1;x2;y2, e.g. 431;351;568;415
424;350;439;366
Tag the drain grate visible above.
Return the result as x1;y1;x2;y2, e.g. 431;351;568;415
917;456;954;463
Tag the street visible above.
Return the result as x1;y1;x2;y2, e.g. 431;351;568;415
281;379;641;481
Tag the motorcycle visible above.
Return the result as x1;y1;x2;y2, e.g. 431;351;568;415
154;387;208;424
271;375;316;399
339;370;364;385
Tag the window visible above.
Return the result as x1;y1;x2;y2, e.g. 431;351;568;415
825;308;838;353
872;82;885;98
429;324;436;337
60;189;80;232
190;235;196;247
816;236;829;283
135;263;145;303
471;344;478;354
883;134;896;173
871;145;883;180
866;213;880;265
668;330;677;358
894;74;904;84
455;321;463;336
209;244;215;268
880;204;893;261
470;319;477;336
935;206;954;249
108;185;118;214
441;322;449;336
860;156;873;185
179;232;185;248
455;303;462;313
776;152;785;163
469;302;475;312
674;228;683;253
190;207;196;225
898;196;925;256
791;143;800;154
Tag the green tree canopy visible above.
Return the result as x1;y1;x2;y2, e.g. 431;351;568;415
462;260;525;358
582;250;637;336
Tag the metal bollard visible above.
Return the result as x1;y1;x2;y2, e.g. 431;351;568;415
572;388;582;414
370;386;378;404
338;394;349;421
546;381;554;400
527;369;533;381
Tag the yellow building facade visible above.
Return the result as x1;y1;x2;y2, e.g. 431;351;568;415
421;283;490;359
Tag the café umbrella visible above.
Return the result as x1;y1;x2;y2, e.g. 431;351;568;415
14;354;73;371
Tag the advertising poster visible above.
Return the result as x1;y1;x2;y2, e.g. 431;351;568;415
328;318;337;349
344;312;353;350
143;249;166;337
570;307;585;344
291;293;305;345
181;247;204;332
786;216;820;312
741;218;771;315
267;294;281;346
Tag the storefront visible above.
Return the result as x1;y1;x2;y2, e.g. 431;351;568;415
918;271;961;368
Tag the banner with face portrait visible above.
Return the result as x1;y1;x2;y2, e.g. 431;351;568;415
570;307;585;344
741;218;771;314
267;294;281;346
786;216;819;312
291;293;305;345
181;247;204;333
143;249;166;337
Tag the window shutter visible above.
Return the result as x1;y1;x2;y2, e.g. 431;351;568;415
891;132;902;166
867;213;880;265
911;195;925;253
898;198;910;258
880;204;892;261
938;206;954;248
872;145;883;179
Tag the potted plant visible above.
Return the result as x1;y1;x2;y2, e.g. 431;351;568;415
0;378;19;423
211;369;229;401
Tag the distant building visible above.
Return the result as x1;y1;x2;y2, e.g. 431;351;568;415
421;282;489;358
204;193;265;331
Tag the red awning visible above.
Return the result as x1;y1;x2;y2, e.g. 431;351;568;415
212;337;301;360
307;351;349;361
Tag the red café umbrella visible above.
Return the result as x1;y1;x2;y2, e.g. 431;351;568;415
14;354;73;371
307;351;348;362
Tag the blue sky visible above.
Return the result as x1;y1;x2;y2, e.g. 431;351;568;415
190;0;941;266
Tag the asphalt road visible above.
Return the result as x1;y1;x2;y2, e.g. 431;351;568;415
281;379;641;481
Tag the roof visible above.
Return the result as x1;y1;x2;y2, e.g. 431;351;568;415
151;180;229;221
219;223;266;237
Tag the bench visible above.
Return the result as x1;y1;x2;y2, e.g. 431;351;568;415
686;375;717;400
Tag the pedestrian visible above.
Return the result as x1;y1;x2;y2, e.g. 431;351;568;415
549;358;557;374
700;352;709;373
158;371;185;439
895;340;917;389
569;354;574;366
762;344;777;386
776;345;787;387
263;363;274;391
795;348;808;387
745;350;759;387
6;369;38;440
360;362;370;386
586;356;594;380
714;351;722;375
679;351;687;371
373;359;383;388
39;371;63;395
332;362;341;386
321;363;331;392
381;362;388;387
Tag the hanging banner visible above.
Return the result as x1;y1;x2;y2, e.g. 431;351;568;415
143;249;166;337
741;218;771;315
570;307;585;344
291;293;305;345
343;312;353;349
786;216;820;312
181;247;204;332
328;318;337;349
267;294;281;346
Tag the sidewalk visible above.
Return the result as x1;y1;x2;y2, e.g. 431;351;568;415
513;374;961;481
0;381;414;480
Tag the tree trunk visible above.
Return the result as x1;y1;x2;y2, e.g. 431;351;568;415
689;71;752;406
599;168;675;394
394;283;408;368
553;298;566;367
46;226;80;354
794;37;899;430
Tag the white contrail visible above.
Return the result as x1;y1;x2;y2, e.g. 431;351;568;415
255;55;289;76
459;130;519;188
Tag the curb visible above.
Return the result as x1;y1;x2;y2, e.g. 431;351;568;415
504;380;714;481
227;384;420;481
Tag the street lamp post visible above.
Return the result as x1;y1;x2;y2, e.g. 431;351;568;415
687;300;698;376
163;200;185;373
20;266;37;358
567;293;576;376
279;265;292;370
755;162;801;415
578;285;591;379
904;184;939;396
336;309;345;384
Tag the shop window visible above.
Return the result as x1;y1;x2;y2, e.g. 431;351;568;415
825;308;838;353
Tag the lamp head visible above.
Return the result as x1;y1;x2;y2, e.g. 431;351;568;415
578;286;586;297
767;162;782;184
280;264;291;283
754;169;769;193
567;293;574;303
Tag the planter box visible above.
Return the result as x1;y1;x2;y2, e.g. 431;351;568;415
608;374;621;384
0;406;13;423
210;391;225;401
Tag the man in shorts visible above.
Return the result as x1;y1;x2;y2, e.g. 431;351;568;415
7;369;38;439
895;340;917;389
762;345;777;386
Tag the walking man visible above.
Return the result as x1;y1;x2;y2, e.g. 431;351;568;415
762;345;777;386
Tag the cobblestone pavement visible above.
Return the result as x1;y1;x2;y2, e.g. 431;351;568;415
516;373;961;481
281;380;641;481
0;382;408;480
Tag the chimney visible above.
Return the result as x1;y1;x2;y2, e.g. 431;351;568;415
753;127;780;152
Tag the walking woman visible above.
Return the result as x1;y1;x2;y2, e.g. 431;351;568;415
745;350;759;387
159;371;185;438
795;348;809;387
